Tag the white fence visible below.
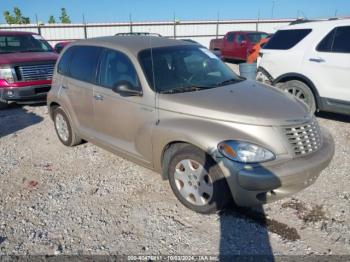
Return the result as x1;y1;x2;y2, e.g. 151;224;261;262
0;19;295;48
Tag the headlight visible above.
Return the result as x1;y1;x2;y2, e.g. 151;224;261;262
0;67;15;83
218;140;275;163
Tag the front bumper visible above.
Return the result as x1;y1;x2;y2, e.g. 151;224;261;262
216;128;334;206
0;85;50;103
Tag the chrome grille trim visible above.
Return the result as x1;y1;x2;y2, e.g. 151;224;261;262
284;119;322;157
18;64;54;81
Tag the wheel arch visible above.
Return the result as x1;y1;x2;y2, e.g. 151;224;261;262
273;73;321;108
48;101;61;120
160;141;209;180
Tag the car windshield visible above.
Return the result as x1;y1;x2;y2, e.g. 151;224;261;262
0;34;53;54
139;45;241;93
247;33;269;43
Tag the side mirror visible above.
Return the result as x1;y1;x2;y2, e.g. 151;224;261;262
54;44;63;54
112;81;142;97
241;40;247;46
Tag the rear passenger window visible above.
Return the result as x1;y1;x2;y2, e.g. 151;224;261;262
263;29;312;50
317;26;350;53
98;49;140;90
332;26;350;53
317;29;335;52
57;46;75;75
69;46;102;83
227;33;234;42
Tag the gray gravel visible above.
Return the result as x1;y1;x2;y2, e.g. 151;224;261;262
0;103;349;257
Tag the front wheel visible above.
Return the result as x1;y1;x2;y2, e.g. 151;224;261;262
277;80;316;114
167;145;231;214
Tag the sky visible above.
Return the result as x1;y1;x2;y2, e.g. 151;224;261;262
0;0;349;24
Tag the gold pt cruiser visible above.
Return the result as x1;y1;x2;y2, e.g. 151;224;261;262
48;36;334;213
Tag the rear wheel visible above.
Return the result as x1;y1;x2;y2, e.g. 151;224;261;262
167;145;231;214
277;80;316;113
53;107;82;146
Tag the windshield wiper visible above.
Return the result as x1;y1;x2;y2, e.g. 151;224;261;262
216;78;244;87
160;85;212;94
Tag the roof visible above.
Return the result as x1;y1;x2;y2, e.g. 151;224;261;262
0;30;38;36
226;31;267;34
280;18;350;30
71;36;194;55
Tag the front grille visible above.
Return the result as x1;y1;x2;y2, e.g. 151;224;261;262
18;64;54;81
284;119;322;157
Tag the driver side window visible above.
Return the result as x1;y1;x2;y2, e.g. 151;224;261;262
99;48;140;90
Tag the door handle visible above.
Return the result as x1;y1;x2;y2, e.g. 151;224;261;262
94;94;104;101
309;58;325;63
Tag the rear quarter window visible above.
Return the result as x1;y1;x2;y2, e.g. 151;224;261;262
57;46;75;76
263;29;312;50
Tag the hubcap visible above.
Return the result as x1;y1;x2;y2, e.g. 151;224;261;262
55;113;69;142
174;159;213;206
284;86;309;106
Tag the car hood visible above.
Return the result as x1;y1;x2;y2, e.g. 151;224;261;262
158;80;311;126
0;52;58;65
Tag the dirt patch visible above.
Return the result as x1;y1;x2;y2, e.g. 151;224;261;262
221;206;300;242
282;198;327;223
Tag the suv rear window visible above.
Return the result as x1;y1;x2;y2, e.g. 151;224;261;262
263;29;312;50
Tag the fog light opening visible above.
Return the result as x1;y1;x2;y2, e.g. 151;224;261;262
7;90;14;97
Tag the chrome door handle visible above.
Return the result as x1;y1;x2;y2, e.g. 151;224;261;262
309;58;325;63
94;94;104;101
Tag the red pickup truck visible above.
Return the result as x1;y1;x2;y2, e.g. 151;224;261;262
210;31;269;61
0;31;58;109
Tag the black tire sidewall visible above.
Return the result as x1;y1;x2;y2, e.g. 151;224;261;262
168;146;231;214
53;107;73;146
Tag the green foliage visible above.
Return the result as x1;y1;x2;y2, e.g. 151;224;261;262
48;15;56;24
59;8;71;24
3;7;30;24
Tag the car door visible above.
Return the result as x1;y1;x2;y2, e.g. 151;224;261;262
303;26;350;102
57;46;102;137
93;48;154;165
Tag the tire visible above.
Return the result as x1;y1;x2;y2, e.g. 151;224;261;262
277;80;316;114
0;100;8;110
167;144;231;214
53;107;82;147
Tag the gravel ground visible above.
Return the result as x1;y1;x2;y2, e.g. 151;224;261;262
0;100;349;257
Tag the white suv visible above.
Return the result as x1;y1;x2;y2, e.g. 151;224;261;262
257;19;350;115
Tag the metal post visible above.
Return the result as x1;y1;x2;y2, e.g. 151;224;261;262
216;12;219;39
83;14;87;39
35;14;41;35
129;13;133;33
173;12;176;39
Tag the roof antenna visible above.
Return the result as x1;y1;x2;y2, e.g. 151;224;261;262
149;29;160;125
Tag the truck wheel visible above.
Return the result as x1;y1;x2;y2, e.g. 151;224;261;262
0;101;8;110
277;80;316;113
53;107;82;147
167;144;231;214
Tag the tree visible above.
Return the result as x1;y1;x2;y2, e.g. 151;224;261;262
59;8;71;23
48;15;56;24
3;7;30;24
